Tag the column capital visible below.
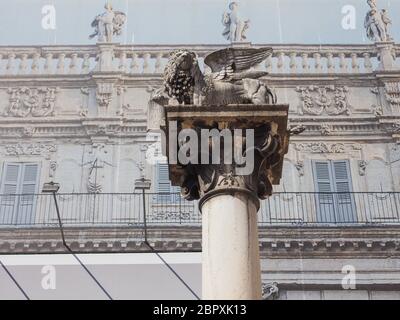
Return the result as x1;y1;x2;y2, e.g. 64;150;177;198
161;104;290;211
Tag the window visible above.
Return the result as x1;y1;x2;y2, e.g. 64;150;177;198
0;163;40;225
312;160;356;223
155;162;180;203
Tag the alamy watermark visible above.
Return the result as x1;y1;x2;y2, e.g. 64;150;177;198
341;265;356;290
41;265;56;290
148;121;257;175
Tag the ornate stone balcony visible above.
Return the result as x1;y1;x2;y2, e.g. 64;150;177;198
0;43;398;76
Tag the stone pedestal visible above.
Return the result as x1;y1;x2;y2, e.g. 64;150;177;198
95;43;117;72
162;104;290;300
376;41;396;71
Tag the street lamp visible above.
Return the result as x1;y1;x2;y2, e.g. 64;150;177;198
42;182;66;247
42;181;60;193
135;178;151;243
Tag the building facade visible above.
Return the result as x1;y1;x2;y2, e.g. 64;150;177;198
0;5;400;299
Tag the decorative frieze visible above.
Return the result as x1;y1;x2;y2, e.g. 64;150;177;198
384;82;400;109
3;143;57;158
296;85;351;116
4;87;58;117
294;142;362;153
384;121;400;134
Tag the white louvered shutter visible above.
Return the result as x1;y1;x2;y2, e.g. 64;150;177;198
314;161;333;193
157;163;171;193
20;164;39;195
156;163;180;202
2;163;21;195
16;164;39;224
0;163;21;224
313;161;335;223
332;160;356;222
1;163;39;225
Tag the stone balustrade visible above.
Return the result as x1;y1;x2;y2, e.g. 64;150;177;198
0;43;398;76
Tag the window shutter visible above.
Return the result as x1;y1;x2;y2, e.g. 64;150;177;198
332;160;355;222
157;163;171;193
19;164;39;211
2;163;21;195
156;163;180;202
1;163;39;225
20;164;39;195
313;160;356;223
313;161;333;193
332;161;352;193
313;160;335;223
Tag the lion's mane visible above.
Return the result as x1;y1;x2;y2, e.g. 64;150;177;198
163;50;196;105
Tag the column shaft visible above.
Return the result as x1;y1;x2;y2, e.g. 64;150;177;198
202;192;262;300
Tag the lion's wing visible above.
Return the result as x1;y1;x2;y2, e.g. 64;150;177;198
204;47;273;81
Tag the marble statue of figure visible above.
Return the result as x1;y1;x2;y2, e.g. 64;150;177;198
381;9;393;40
364;0;392;42
152;47;276;106
222;2;250;42
367;0;377;10
89;3;126;43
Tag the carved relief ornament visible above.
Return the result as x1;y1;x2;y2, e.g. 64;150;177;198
5;87;58;117
96;83;114;107
296;85;351;116
384;82;400;109
294;142;362;153
4;144;57;158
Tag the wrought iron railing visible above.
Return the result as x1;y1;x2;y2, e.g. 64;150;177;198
0;192;399;227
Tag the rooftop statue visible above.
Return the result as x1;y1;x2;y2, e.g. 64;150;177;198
89;3;126;43
222;2;250;42
152;47;276;106
364;0;392;42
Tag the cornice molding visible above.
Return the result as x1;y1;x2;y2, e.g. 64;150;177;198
1;226;399;257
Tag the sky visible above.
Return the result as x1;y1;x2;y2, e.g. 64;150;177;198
0;0;399;45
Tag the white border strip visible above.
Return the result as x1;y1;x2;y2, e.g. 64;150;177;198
0;253;201;266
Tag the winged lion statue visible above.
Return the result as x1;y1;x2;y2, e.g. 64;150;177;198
152;47;276;106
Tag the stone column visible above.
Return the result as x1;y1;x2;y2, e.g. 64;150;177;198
162;104;290;300
201;192;261;299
